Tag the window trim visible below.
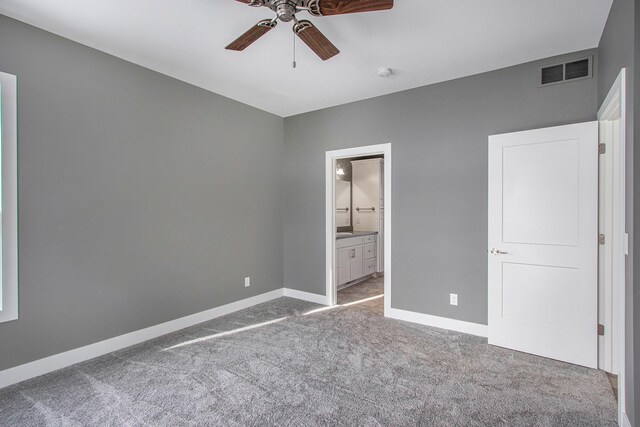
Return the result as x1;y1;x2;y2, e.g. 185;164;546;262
0;71;18;323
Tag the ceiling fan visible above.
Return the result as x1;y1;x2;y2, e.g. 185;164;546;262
226;0;394;61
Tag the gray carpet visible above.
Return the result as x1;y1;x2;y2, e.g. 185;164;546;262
0;287;617;426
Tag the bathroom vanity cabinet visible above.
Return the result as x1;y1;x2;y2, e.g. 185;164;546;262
336;232;377;287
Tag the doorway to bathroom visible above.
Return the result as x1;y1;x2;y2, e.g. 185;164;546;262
325;143;391;316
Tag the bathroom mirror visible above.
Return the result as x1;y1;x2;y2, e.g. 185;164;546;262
335;179;351;227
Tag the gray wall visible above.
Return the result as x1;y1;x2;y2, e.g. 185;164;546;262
0;15;284;371
284;50;598;325
598;0;636;423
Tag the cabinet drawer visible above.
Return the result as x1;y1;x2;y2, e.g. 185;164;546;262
364;243;376;259
364;234;376;243
364;258;376;276
337;236;365;248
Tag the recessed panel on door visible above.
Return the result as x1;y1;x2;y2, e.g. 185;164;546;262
502;139;580;246
502;263;580;330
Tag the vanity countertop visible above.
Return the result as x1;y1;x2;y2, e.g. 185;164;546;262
336;231;378;240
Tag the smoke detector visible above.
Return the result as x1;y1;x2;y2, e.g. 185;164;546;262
377;68;393;78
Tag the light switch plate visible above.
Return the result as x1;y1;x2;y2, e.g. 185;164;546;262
244;277;251;287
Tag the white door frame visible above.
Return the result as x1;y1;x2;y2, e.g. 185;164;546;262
597;69;627;426
325;143;392;314
0;71;19;324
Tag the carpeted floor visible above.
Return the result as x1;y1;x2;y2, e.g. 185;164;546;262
0;282;617;426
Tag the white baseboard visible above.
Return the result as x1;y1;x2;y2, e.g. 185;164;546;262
622;412;632;427
388;307;488;338
283;288;329;305
0;288;284;390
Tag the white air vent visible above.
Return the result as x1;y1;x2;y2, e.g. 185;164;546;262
538;57;592;87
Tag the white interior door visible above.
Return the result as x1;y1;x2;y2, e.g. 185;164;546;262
488;122;598;368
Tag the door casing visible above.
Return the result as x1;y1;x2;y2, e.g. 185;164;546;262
597;68;627;427
325;143;391;313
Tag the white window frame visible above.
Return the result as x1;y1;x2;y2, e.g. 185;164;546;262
0;71;18;323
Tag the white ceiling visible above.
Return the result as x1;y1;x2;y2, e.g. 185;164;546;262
0;0;613;117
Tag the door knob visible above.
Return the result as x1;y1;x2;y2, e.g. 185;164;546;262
490;248;509;255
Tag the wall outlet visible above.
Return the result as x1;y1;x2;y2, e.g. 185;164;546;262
450;293;458;306
244;277;251;287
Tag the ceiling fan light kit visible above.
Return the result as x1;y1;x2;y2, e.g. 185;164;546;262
226;0;394;62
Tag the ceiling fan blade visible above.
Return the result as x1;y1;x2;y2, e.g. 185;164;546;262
307;0;393;16
226;19;277;51
293;20;339;61
234;0;266;6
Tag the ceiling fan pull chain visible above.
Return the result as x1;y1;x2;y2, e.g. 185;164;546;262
293;31;297;69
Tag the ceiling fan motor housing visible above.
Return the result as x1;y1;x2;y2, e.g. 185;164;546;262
273;0;299;22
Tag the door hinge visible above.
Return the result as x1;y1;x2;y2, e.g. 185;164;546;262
599;143;606;154
598;324;605;336
599;234;605;245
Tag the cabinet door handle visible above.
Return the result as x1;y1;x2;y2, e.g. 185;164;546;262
351;248;355;258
